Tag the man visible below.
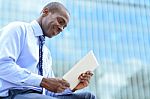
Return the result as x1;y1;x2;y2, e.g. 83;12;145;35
0;2;96;99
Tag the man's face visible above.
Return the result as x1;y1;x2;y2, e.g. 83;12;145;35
41;9;69;38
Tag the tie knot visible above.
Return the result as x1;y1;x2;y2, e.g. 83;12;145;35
39;35;45;45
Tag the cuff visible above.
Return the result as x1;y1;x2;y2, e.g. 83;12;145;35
24;73;43;86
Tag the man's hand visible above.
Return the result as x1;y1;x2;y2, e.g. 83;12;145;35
40;77;70;93
72;71;94;92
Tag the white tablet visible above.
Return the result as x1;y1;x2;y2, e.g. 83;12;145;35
63;50;99;90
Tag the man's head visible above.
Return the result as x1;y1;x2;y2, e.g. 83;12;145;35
37;2;70;38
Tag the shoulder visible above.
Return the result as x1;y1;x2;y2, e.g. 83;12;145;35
3;21;29;29
1;21;31;36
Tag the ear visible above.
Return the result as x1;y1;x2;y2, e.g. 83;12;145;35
42;8;49;17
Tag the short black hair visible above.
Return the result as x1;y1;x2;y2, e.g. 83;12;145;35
43;2;70;15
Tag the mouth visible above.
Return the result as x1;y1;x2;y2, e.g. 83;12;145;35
53;26;60;35
49;30;58;38
48;25;61;38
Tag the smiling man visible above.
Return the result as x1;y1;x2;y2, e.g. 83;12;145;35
0;2;96;99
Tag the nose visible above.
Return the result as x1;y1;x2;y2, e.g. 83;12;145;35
58;26;63;33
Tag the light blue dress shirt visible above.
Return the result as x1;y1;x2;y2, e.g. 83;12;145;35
0;20;53;96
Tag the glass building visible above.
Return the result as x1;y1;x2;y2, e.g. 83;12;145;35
0;0;150;99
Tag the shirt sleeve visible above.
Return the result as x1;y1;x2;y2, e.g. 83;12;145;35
0;23;43;87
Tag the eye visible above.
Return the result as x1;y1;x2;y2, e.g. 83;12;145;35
57;17;65;26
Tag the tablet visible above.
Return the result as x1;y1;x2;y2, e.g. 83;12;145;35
63;50;99;90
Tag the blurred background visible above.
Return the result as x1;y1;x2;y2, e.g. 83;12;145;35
0;0;150;99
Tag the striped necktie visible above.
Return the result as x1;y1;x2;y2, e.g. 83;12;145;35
38;35;45;76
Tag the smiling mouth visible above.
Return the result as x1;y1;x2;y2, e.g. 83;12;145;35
50;25;61;38
53;27;61;35
50;30;58;38
53;30;57;36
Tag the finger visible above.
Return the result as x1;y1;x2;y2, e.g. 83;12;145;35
55;79;69;89
79;75;91;84
60;79;70;87
82;72;93;77
62;79;70;86
56;84;68;93
85;71;94;76
80;78;90;83
78;72;93;82
80;80;89;84
57;87;65;93
79;76;90;81
79;74;91;80
60;85;68;90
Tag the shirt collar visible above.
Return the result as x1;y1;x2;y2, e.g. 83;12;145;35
30;20;44;37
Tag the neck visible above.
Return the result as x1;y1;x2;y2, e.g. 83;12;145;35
36;17;42;27
36;17;45;36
